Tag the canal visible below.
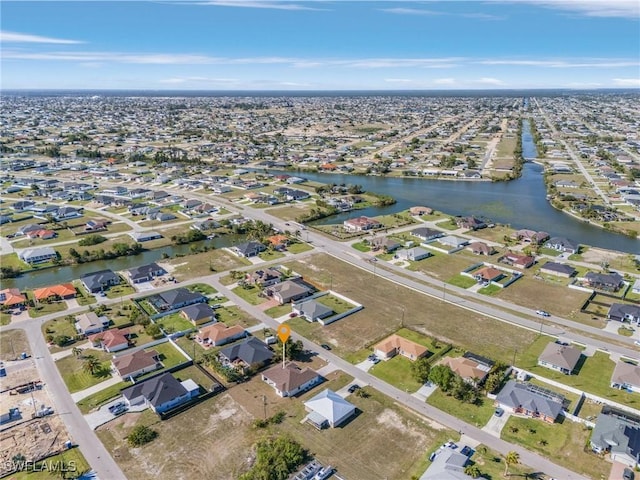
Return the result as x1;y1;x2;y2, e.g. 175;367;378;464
3;234;247;291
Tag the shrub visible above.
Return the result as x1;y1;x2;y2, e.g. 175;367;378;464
127;425;158;447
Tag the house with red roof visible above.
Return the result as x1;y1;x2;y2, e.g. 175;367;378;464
33;283;76;301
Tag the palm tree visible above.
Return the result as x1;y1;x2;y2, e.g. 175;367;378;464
538;439;548;447
464;464;481;478
72;347;83;358
82;355;101;376
504;451;519;476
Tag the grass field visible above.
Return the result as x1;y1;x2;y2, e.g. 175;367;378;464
105;282;136;299
282;254;537;364
406;250;476;280
286;242;313;254
426;388;495;427
264;304;291;318
446;274;477;288
265;204;314;221
56;351;113;393
231;284;266;305
0;329;30;360
501;416;610;479
369;355;422;392
315;294;356;314
8;447;91;480
215;305;260;328
258;249;285;261
42;314;79;342
76;381;129;414
156;313;194;333
188;283;217;295
153;341;189;369
168;249;251;280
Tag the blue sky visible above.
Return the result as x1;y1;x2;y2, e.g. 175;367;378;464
1;1;639;90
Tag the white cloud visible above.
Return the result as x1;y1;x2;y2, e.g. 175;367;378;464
476;77;506;86
192;1;328;11
0;30;84;44
433;78;456;85
505;1;639;18
613;78;640;87
159;76;239;84
384;78;415;83
478;59;640;68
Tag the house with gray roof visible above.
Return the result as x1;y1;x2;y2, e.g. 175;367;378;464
126;262;166;284
18;247;57;264
180;303;215;326
538;342;582;375
371;236;402;253
545;237;579;254
585;271;624;292
292;299;334;323
397;247;432;262
495;380;565;423
265;280;313;305
611;362;640;393
151;288;206;311
128;231;163;243
419;444;479;480
608;303;640;324
411;227;444;242
122;372;199;414
590;408;640;466
80;269;120;293
540;262;577;278
219;337;274;370
230;241;266;258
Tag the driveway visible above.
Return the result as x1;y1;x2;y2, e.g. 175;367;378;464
412;382;438;401
65;299;80;309
355;359;375;372
482;410;510;437
84;397;147;430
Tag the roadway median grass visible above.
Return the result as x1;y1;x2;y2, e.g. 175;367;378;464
501;416;610;480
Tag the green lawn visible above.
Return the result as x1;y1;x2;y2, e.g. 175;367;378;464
231;284;266;305
478;284;501;296
28;293;67;318
0;252;27;270
9;448;91;480
153;341;188;368
538;247;562;257
105;282;136;299
72;281;97;305
215;305;259;328
446;274;477;289
42;315;78;342
258;250;285;261
188;283;217;295
56;352;113;393
369;355;422;393
76;381;129;414
501;416;610;479
352;242;371;252
156;313;194;333
315;294;355;314
175;335;207;362
426;389;495;427
286;242;313;254
1;312;12;326
264;304;291;318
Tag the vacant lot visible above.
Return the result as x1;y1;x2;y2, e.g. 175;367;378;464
0;329;30;361
266;203;314;221
282;254;537;364
426;389;495;427
167;249;250;280
56;350;113;393
501;416;610;479
406;250;477;280
369;355;422;392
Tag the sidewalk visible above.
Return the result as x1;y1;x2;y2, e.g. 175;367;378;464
71;376;123;402
51;341;92;361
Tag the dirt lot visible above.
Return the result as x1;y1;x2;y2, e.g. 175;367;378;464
0;330;30;361
283;254;537;364
0;362;70;476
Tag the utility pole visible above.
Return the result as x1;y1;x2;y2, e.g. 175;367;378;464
263;395;267;420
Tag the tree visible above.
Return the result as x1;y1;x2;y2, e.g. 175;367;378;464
464;464;482;478
145;323;162;339
484;372;502;393
504;451;519;476
82;355;101;376
428;364;455;392
127;425;158;447
411;357;431;384
72;347;83;357
239;435;306;480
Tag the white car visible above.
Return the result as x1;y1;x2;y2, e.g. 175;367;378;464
536;310;551;317
634;340;640;346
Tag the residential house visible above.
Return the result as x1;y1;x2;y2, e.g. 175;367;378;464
473;266;504;285
85;219;109;231
128;231;163;243
467;241;495;256
611;362;640;393
33;283;76;301
246;268;283;288
441;352;494;387
292;299;334;323
608;303;640;324
112;349;162;379
196;323;246;347
374;334;429;361
26;229;56;240
409;206;433;216
151;288;206;311
304;389;356;428
437;236;469;249
495;380;564;423
75;312;110;336
0;288;26;307
584;272;624;292
11;200;35;211
80;269;120;293
411;227;444;242
343;216;382;232
126;262;166;284
371;237;402;253
265;280;313;305
261;362;322;397
18;247;57;264
396;247;432;262
419;444;476;480
88;328;130;353
230;241;266;258
537;342;582;375
499;252;535;269
544;237;579;254
122;372;199;414
16;224;43;236
219;337;274;370
456;216;487;230
513;229;549;245
633;279;640;295
539;262;577;278
180;303;215;326
267;234;289;249
590;408;640;465
54;206;83;221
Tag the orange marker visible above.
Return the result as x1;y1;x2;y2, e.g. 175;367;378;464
277;324;291;343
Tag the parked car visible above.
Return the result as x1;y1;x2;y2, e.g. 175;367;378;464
634;340;640;347
494;407;504;417
108;401;126;414
320;344;331;351
535;310;551;317
111;404;128;415
371;357;380;364
347;384;361;393
289;312;298;318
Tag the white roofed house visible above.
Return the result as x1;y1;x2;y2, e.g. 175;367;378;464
304;389;356;429
611;361;640;394
18;247;57;264
75;312;110;336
